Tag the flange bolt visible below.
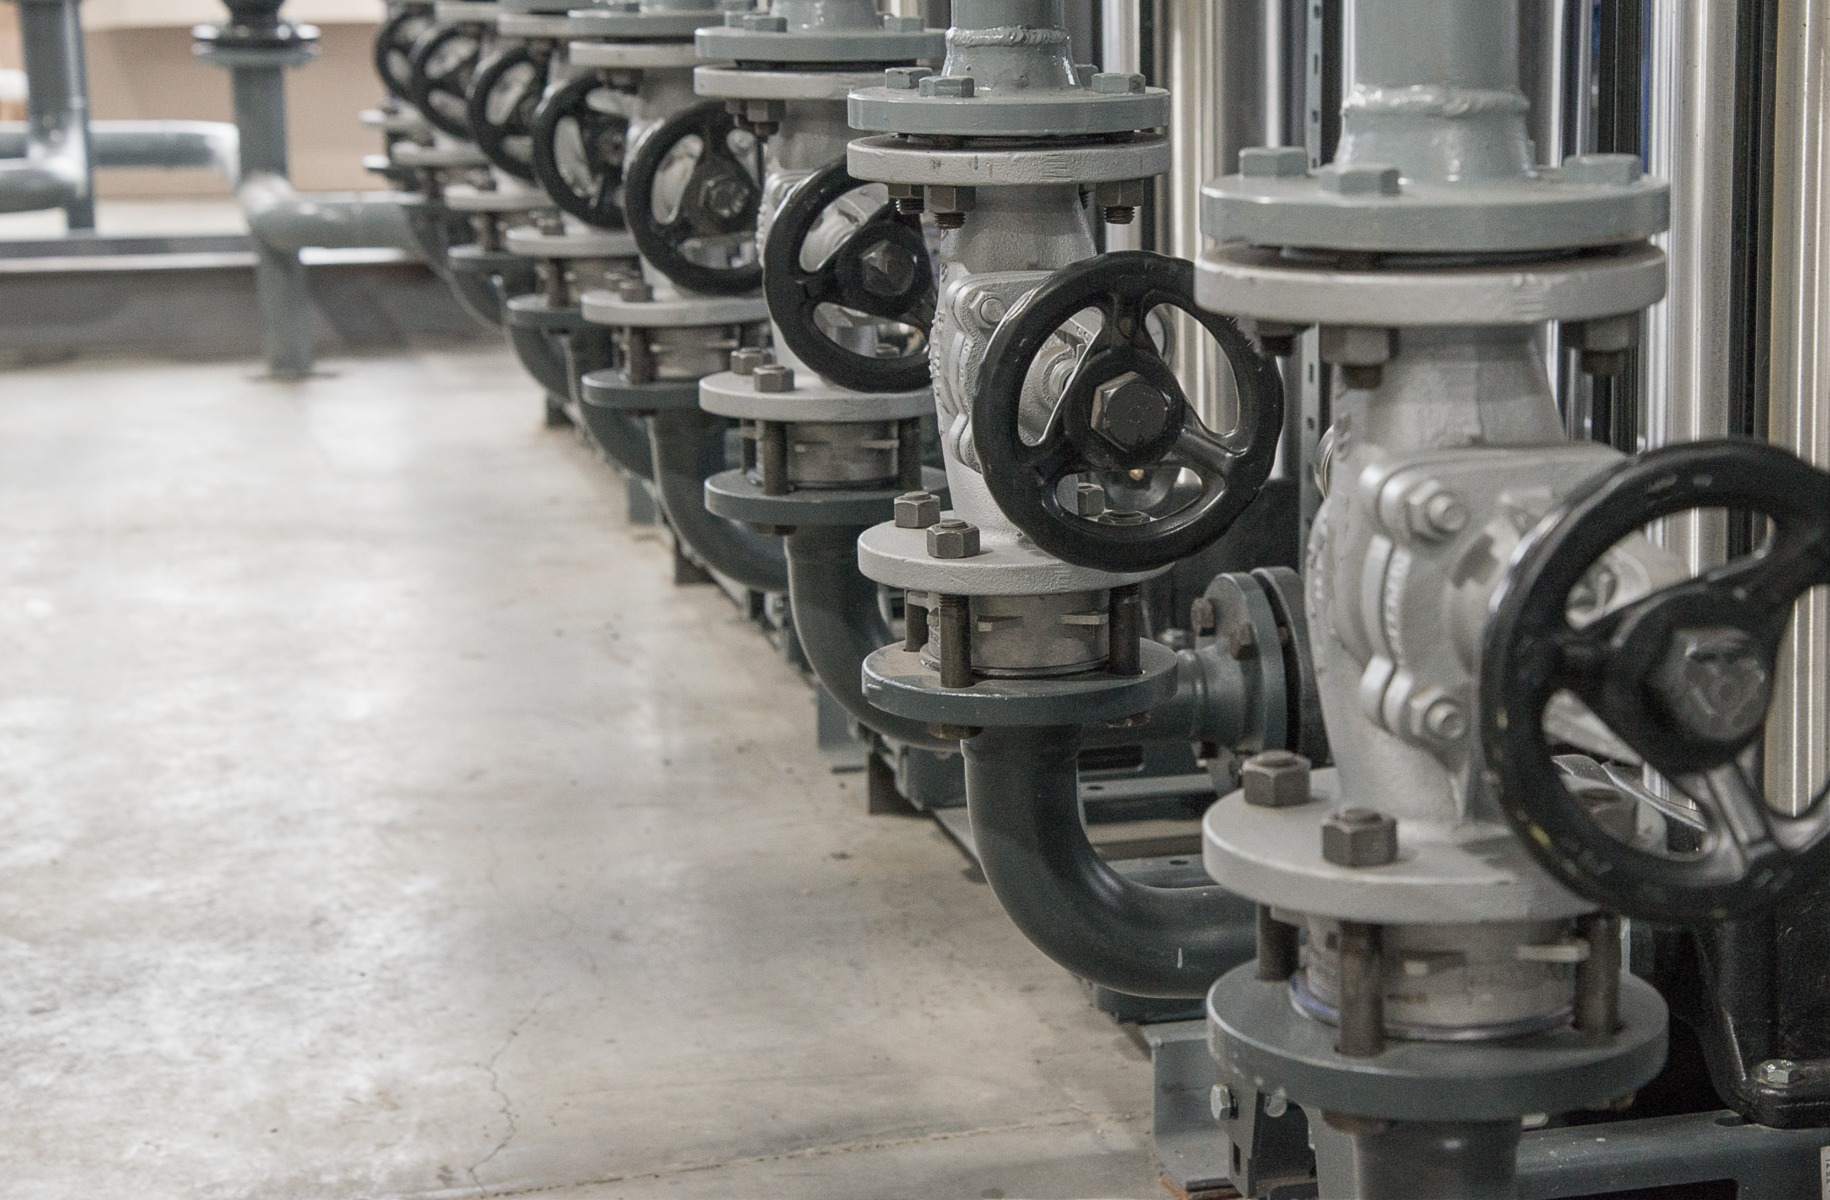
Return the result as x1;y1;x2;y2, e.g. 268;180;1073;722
894;491;941;530
1242;751;1313;809
1322;807;1398;868
927;519;981;560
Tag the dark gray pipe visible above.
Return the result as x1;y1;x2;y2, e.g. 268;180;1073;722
505;321;575;398
962;723;1257;998
2;0;92;224
648;408;789;593
0;120;239;179
566;330;654;480
784;525;961;753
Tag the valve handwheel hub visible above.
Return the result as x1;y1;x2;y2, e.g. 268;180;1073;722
528;73;632;230
623;102;763;297
973;252;1284;574
1483;440;1830;922
763;160;934;394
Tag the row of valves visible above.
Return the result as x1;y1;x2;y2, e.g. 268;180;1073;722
361;1;1830;1196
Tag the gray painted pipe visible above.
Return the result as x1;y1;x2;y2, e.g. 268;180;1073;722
784;525;960;753
239;174;417;252
647;409;789;593
962;724;1257;998
505;322;575;399
0;0;90;220
0;121;240;179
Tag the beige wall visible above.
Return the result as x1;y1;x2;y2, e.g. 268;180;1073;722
1;9;384;195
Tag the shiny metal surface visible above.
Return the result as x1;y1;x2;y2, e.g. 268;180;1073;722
1766;0;1830;814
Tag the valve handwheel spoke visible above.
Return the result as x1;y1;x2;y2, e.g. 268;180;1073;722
468;42;547;182
973;252;1284;573
763;160;935;393
1483;439;1830;922
407;21;485;141
528;74;631;229
624;102;762;296
375;6;435;103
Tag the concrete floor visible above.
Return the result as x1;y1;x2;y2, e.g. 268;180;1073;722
0;347;1161;1200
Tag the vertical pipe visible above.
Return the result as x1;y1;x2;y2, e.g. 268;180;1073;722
1642;2;1738;571
1766;0;1830;816
18;0;94;230
1100;0;1142;253
229;61;314;378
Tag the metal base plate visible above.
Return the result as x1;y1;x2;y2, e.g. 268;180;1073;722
703;466;949;527
443;183;551;214
695;25;941;66
857;516;1163;596
849;85;1169;140
698;368;931;421
861;641;1177;728
504;294;587;331
1208;965;1668;1124
694;65;887;103
503;224;638;259
1202;768;1593;925
580;289;768;327
1202;169;1669;256
1195;241;1668;327
496;13;575;38
567;10;728;39
846;133;1172;188
580;369;702;411
569;40;701;69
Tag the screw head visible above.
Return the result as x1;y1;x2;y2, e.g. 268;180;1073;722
1402;687;1469;747
1317;163;1403;197
1072;482;1106;517
1090;373;1176;454
885;66;931;91
921;75;976;99
752;363;796;393
1402;480;1468;543
894;491;941;530
1650;627;1773;744
1322;807;1398;867
1242;751;1313;809
927;519;981;560
1091;71;1146;95
1564;153;1644;187
1240;146;1310;179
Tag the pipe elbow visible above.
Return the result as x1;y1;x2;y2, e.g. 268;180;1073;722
506;322;576;399
240;173;416;254
783;526;960;754
648;409;789;594
963;724;1255;999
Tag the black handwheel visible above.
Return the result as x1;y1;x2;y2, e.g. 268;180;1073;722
623;102;761;296
374;4;435;102
407;20;485;140
1483;440;1830;923
467;41;547;182
973;252;1284;573
528;72;630;229
763;160;935;393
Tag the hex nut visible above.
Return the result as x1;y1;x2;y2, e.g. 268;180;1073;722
1188;597;1218;637
1403;687;1469;745
1322;807;1399;867
1092;71;1146;95
894;491;941;530
1564;153;1643;187
742;13;787;32
752;364;795;394
1242;751;1313;809
1316;163;1403;197
880;14;924;31
617;278;653;303
1650;627;1774;743
1090;373;1175;452
1240;146;1309;179
1227;625;1258;661
921;75;976;99
1756;1059;1798;1086
1072;482;1106;518
885;66;931;90
729;347;772;376
1095;178;1147;208
926;185;977;214
1403;481;1469;542
927;519;981;560
1211;1085;1237;1122
1318;325;1398;367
